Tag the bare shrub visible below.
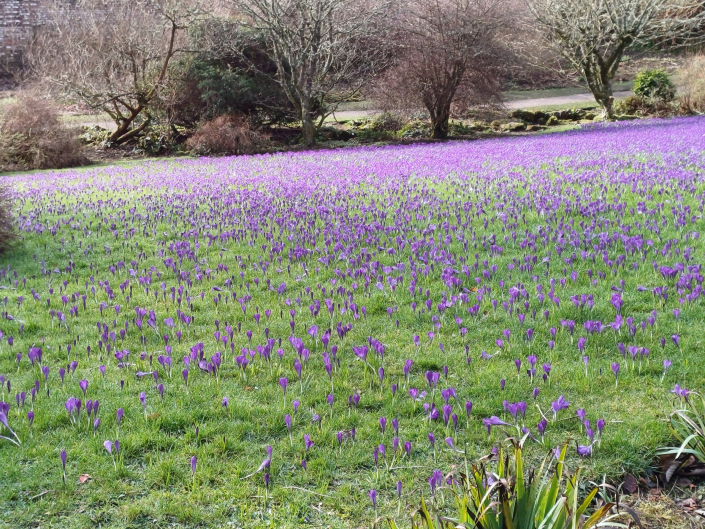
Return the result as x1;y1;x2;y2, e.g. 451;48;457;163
185;115;270;155
677;54;705;112
613;94;674;116
0;186;18;255
0;95;86;171
373;0;509;139
29;0;203;145
1;93;58;135
369;112;406;132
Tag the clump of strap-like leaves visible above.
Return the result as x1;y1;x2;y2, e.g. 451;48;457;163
394;440;636;529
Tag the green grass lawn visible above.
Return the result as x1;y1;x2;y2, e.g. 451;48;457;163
0;119;703;528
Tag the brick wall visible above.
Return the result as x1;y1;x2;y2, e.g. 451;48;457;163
1;1;142;81
0;0;70;78
1;0;39;74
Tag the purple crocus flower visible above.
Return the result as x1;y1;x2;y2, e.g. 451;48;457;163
596;419;605;436
304;434;314;451
577;444;592;457
403;359;413;380
60;450;67;483
551;396;569;419
662;359;672;382
284;414;292;443
482;416;510;435
378;443;386;459
424;371;439;389
577;337;587;353
190;455;197;482
671;384;690;400
336;431;343;450
537;418;547;439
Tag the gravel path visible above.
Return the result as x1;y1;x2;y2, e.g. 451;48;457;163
505;90;633;110
326;89;634;121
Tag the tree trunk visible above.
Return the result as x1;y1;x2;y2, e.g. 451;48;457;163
584;56;620;121
595;93;615;120
300;98;316;147
425;90;454;139
115;117;151;144
109;119;133;144
584;74;615;121
301;115;316;146
108;104;144;144
431;112;450;139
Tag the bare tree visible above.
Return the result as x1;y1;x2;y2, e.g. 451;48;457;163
526;0;705;119
28;0;202;144
375;0;508;139
227;0;390;146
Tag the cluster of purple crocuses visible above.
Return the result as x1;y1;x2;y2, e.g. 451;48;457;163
0;117;703;518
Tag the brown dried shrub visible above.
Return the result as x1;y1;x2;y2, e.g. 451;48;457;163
677;54;705;113
0;185;18;255
0;95;87;171
185;115;270;155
